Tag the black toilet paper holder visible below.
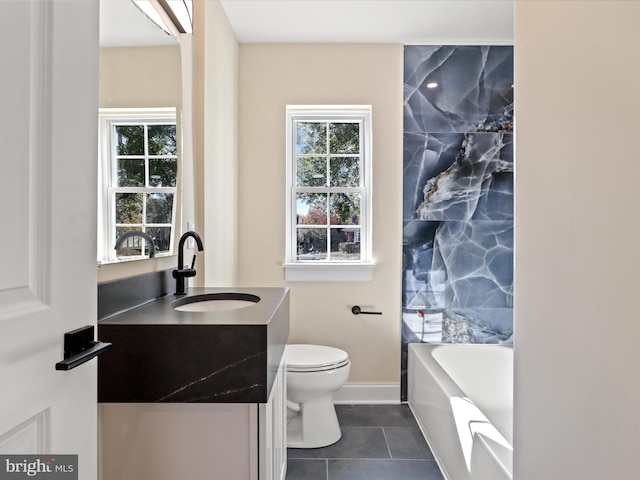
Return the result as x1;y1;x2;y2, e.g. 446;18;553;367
351;305;382;315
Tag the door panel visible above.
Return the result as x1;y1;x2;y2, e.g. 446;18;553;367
0;0;48;316
0;1;99;478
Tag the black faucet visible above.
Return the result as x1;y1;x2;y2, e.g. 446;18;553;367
173;231;204;295
114;230;155;258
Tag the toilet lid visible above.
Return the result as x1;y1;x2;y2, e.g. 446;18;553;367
285;344;350;372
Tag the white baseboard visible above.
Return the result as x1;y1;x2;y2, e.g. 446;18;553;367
333;383;401;404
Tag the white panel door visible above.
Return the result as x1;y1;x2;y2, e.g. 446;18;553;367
0;0;99;478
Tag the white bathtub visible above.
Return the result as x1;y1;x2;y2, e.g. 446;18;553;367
408;343;513;480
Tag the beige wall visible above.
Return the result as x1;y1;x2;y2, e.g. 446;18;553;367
514;1;640;477
98;46;182;283
195;0;240;287
237;44;403;384
99;46;181;109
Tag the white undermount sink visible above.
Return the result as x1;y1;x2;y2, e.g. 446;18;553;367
172;293;261;312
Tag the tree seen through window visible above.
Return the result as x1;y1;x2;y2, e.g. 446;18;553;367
112;122;177;258
295;121;362;261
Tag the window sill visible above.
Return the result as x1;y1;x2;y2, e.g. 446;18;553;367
97;252;174;267
283;262;375;282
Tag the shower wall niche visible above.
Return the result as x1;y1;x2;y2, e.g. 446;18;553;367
402;45;514;397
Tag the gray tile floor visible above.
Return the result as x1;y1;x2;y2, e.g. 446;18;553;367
286;404;444;480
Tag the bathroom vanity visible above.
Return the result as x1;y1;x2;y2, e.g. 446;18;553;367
97;285;289;480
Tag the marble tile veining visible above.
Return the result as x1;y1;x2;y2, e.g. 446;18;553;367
404;45;513;134
401;45;514;399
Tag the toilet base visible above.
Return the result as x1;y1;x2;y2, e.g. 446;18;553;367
286;395;341;448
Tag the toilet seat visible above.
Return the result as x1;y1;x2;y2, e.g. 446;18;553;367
286;344;350;372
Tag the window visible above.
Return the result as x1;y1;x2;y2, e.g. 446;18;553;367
285;106;374;281
98;108;178;264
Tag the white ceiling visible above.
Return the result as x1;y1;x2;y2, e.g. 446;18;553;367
100;0;514;47
220;0;513;44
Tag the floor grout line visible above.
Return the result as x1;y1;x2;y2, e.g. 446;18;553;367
306;458;437;462
380;427;394;460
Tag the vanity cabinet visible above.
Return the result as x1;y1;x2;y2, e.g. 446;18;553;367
97;287;289;480
259;359;287;480
99;359;286;480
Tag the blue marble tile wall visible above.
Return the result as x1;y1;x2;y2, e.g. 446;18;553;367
402;45;513;398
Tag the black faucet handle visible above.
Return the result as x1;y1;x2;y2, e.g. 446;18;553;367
173;268;196;279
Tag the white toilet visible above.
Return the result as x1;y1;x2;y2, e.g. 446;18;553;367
284;344;351;449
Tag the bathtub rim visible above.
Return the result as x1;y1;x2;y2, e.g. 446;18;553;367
408;342;513;480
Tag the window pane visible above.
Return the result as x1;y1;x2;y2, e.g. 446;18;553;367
330;227;361;261
296;122;326;154
117;159;145;187
296;157;326;187
115;227;153;257
115;125;144;155
329;156;360;187
149;158;177;187
146;193;174;224
329;193;360;225
329;123;359;154
297;193;327;225
115;193;143;224
147;226;172;253
296;228;327;260
148;125;177;155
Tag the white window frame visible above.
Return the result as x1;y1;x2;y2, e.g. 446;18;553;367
284;105;375;282
97;107;178;264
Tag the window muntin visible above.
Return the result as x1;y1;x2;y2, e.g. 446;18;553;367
286;107;372;268
98;109;178;263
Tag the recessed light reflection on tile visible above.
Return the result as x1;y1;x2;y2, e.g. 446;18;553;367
426;82;438;89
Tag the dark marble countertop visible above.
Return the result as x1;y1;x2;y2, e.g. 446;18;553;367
100;287;288;326
98;287;290;404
